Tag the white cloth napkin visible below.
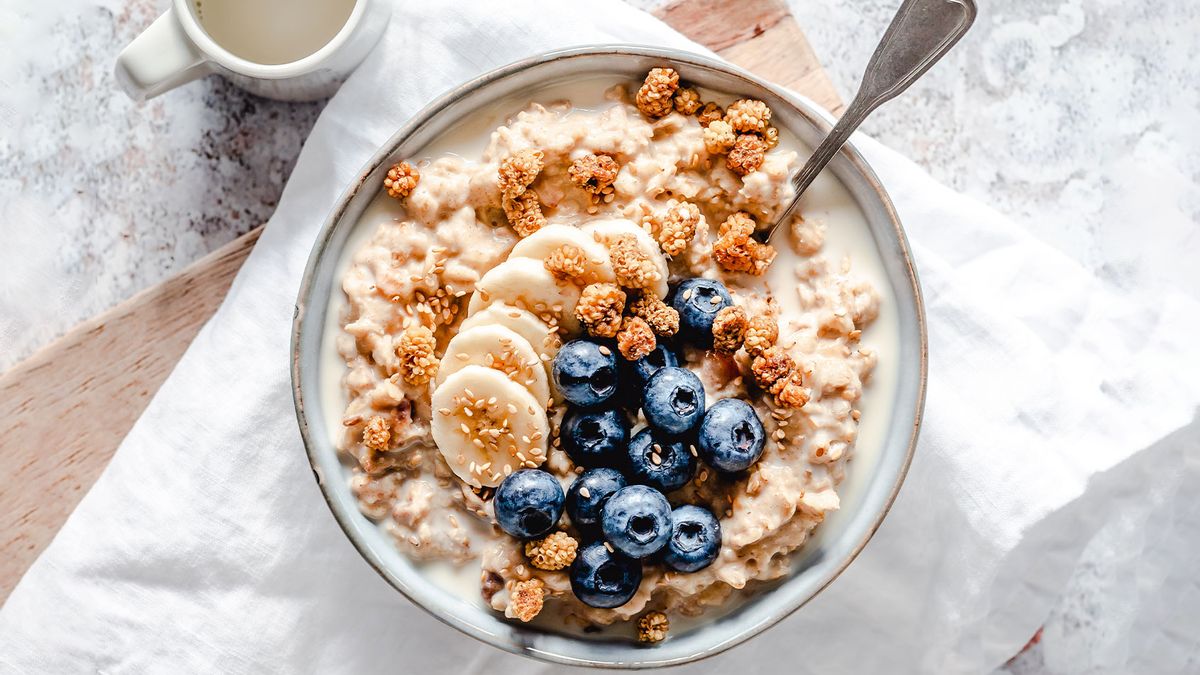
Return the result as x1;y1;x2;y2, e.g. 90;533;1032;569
3;1;1199;673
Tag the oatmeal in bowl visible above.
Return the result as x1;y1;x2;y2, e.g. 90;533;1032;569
293;47;925;668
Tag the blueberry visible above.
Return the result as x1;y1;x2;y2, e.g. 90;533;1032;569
570;540;643;608
624;342;679;390
696;398;765;473
560;407;629;468
601;485;672;559
643;367;706;435
566;468;627;529
625;427;696;493
670;278;733;348
493;469;564;539
553;340;619;408
661;505;722;572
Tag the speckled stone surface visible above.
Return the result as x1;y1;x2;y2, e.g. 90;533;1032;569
1;0;1197;670
0;0;324;371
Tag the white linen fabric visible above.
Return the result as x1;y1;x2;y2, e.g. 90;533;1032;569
3;1;1198;673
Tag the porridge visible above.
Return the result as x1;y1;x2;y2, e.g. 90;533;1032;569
333;68;880;641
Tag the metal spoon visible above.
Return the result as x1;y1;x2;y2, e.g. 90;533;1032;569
764;0;977;241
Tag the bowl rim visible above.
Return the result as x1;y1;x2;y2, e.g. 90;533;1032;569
291;44;928;668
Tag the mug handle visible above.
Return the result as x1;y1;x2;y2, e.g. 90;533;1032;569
114;8;211;101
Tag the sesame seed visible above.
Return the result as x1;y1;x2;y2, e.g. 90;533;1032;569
710;295;721;304
456;352;469;361
689;445;698;457
579;486;591;499
651;453;662;465
604;542;614;553
460;423;471;434
598;346;612;356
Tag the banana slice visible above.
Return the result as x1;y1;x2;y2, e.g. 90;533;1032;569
430;365;550;487
467;257;583;335
508;223;616;284
582;218;670;297
436;324;550;405
458;303;561;382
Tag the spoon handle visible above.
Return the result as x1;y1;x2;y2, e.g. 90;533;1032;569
773;0;976;230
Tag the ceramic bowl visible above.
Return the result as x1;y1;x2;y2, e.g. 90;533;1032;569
292;45;927;668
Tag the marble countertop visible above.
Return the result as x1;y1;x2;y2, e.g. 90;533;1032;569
1;0;1196;671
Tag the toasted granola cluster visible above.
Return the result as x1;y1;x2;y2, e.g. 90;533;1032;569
362;416;392;451
498;149;544;196
711;305;748;354
524;531;579;571
617;316;656;361
499;150;546;237
726;98;772;133
569;153;620;195
635;67;680;118
544;243;589;282
693;96;776;176
751;346;809;409
628;291;679;337
396;324;438;385
506;578;545;622
383;161;420;199
696;102;724;127
776;372;810;408
609;234;663;290
702;119;736;156
713;212;776;275
751;345;795;395
637;611;670;643
726;133;768;176
743;315;779;356
654;200;702;256
576;283;627;338
673;87;702;115
503;190;546;238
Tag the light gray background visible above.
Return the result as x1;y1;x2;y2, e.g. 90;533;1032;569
1;0;1197;671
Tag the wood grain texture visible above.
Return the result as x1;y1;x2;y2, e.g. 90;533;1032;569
0;3;842;601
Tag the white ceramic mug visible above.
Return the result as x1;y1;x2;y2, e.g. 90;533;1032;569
114;0;390;102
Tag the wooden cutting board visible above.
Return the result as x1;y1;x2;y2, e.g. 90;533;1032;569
0;0;842;600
